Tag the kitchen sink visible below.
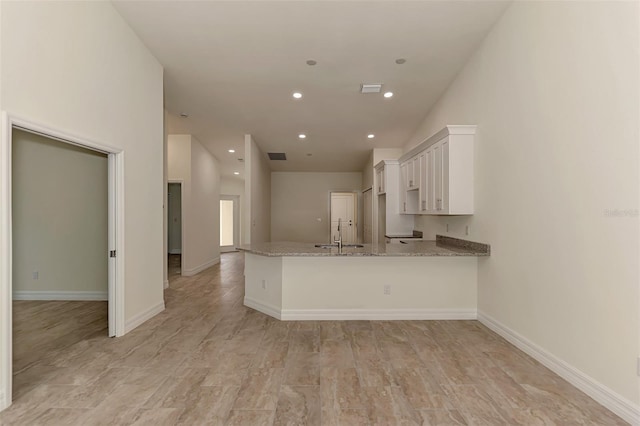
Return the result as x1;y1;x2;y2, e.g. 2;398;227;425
314;244;364;249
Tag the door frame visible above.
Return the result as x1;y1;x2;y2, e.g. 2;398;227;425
0;112;125;411
220;195;240;253
328;191;359;243
167;180;185;276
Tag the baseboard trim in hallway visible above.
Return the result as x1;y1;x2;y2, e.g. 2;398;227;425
478;311;639;425
124;300;165;334
12;291;107;301
182;256;220;276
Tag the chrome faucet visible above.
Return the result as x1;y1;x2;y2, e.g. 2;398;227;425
334;218;343;252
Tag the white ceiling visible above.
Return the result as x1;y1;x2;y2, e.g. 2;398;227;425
113;1;510;180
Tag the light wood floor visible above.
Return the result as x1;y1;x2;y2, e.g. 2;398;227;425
0;252;627;425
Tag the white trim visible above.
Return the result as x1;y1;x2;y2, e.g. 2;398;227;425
13;291;108;301
0;113;128;410
280;308;476;321
164;280;169;290
124;301;165;334
168;249;182;254
0;112;13;412
182;257;220;277
244;297;282;320
478;311;640;425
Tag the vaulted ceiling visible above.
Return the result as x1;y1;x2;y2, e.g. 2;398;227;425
113;1;510;179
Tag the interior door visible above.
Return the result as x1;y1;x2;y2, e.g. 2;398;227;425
330;192;356;244
220;195;239;252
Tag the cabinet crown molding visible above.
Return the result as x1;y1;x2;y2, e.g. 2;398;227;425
400;125;476;163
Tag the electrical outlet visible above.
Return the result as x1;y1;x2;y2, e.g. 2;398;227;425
261;279;267;289
383;285;391;295
465;225;470;236
32;271;39;280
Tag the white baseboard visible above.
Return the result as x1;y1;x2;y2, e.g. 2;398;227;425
124;301;165;334
182;257;220;277
243;298;476;321
163;279;169;290
12;290;108;301
478;311;640;425
168;249;181;254
281;308;476;321
244;297;281;320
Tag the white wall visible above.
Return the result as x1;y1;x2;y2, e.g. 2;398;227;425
361;151;374;191
167;134;220;276
244;134;271;243
0;0;164;409
221;177;245;244
404;1;639;412
12;129;108;296
190;138;220;271
271;172;362;243
0;2;164;326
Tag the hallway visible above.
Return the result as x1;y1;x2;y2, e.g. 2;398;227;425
0;252;626;425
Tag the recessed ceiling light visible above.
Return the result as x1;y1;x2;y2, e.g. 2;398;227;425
179;112;189;118
298;134;306;139
292;92;302;99
367;134;375;139
306;59;317;66
383;92;393;98
228;149;235;153
395;58;406;64
233;171;240;175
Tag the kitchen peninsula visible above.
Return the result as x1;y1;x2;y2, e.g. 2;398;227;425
238;236;489;321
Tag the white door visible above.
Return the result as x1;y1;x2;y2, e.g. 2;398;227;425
330;192;357;243
220;195;239;252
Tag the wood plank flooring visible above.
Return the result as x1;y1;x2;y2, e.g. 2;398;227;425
0;252;628;425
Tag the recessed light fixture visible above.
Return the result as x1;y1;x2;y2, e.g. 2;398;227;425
228;149;235;153
292;92;302;99
298;134;306;139
395;58;406;64
179;112;189;118
367;134;375;139
383;92;393;98
306;59;317;66
233;171;240;175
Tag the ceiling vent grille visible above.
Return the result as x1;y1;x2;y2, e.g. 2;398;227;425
361;84;382;94
268;152;287;161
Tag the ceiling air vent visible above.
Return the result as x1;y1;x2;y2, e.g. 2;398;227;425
268;152;287;161
361;84;382;94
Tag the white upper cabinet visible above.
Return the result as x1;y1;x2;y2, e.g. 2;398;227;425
400;125;475;215
375;165;385;195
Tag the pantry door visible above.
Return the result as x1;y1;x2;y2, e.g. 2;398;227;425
330;192;357;244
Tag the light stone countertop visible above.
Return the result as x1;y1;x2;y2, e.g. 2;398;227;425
237;236;490;257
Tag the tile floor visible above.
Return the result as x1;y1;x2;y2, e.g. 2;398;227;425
0;252;628;425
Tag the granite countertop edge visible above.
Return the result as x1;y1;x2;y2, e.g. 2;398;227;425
237;236;490;258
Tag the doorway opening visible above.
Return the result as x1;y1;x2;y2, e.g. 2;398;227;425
220;195;239;252
167;182;184;277
329;192;358;244
0;116;124;410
